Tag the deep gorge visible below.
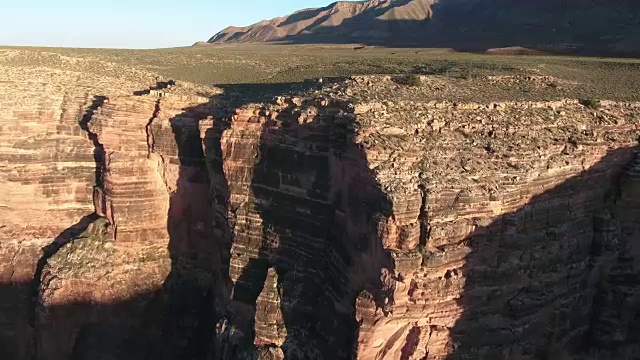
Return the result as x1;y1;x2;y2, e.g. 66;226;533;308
1;72;639;360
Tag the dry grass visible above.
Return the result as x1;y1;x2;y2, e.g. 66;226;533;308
2;44;640;101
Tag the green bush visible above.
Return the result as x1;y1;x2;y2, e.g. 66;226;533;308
405;74;422;87
580;97;601;109
463;67;477;80
417;244;434;266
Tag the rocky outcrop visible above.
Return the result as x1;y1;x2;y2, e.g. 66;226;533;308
0;64;221;359
33;91;229;360
0;85;99;241
202;78;640;359
205;98;397;359
343;76;640;359
1;71;639;360
0;67;163;359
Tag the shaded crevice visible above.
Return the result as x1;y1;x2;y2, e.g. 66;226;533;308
152;99;226;360
79;95;118;240
79;96;107;190
400;326;422;360
418;184;429;247
227;100;394;359
201;118;234;307
145;99;163;157
144;99;172;198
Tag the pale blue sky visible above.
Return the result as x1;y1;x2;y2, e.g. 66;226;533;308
0;0;341;49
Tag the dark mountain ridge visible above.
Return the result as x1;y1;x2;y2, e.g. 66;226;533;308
208;0;640;56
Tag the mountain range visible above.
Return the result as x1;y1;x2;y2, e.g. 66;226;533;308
208;0;640;56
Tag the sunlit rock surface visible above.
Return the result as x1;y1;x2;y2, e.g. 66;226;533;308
1;70;639;360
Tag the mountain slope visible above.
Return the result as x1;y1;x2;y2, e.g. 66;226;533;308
208;0;640;55
209;0;435;44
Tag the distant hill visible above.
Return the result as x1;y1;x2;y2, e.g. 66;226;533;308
208;0;640;56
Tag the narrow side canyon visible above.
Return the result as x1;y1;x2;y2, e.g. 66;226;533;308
1;70;639;360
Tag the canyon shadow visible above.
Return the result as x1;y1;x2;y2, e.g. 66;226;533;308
229;99;395;359
3;84;396;360
444;146;640;359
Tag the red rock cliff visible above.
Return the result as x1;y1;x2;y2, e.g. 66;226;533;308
1;73;639;360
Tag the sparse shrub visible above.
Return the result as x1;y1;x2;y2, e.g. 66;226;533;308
417;244;434;266
580;97;601;109
413;60;458;76
463;67;477;80
405;74;422;87
548;82;559;89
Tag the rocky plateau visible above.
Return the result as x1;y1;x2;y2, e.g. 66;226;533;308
0;60;639;360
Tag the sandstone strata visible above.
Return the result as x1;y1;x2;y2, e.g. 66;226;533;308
0;62;219;359
34;90;228;360
0;66;158;359
206;79;640;359
1;71;639;360
340;76;640;359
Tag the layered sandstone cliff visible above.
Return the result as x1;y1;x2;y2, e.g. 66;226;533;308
341;76;640;359
0;63;220;359
1;70;639;360
0;67;160;359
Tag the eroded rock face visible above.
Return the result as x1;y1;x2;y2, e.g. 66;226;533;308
34;91;228;360
0;84;95;359
0;63;222;359
0;85;98;241
201;81;640;359
1;73;639;360
0;66;167;359
344;84;640;359
206;99;396;359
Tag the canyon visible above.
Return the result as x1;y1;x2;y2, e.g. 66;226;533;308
1;61;639;360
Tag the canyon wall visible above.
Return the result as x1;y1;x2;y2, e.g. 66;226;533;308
0;69;163;359
32;91;230;360
349;93;640;359
0;65;221;359
1;72;639;360
209;98;398;359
